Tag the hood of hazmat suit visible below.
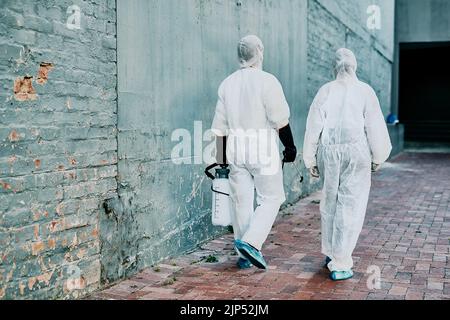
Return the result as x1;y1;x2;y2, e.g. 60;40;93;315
334;48;358;79
303;48;392;272
238;35;264;70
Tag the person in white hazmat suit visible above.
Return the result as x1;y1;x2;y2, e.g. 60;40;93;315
211;35;297;270
303;48;392;281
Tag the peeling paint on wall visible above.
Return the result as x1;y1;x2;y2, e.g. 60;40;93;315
0;181;12;190
13;76;37;101
34;159;41;169
8;129;20;142
1;0;117;300
36;62;54;85
100;196;140;283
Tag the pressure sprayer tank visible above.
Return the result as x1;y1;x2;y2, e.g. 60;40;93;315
205;164;232;227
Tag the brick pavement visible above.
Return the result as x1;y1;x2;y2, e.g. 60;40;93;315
89;153;450;300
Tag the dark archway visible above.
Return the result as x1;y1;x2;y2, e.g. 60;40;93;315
399;42;450;145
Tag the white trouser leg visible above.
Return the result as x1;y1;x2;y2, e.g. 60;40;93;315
327;167;370;272
241;163;285;251
320;144;371;272
318;148;340;260
229;165;254;243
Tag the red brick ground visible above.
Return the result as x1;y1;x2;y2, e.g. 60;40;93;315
90;153;450;300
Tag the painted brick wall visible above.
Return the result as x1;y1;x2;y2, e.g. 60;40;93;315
0;0;117;299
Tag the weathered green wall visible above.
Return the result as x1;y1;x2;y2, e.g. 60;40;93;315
112;0;397;283
111;0;310;282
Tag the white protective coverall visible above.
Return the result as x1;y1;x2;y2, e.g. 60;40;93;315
303;48;392;272
211;35;290;251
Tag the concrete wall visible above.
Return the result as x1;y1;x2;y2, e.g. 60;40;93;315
0;0;117;299
397;0;450;43
113;0;310;282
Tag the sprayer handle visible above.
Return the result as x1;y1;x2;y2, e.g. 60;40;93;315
205;163;218;180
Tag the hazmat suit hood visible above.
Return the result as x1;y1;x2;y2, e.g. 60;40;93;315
334;48;358;80
238;35;264;70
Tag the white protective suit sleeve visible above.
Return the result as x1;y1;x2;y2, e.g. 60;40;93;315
303;85;329;169
211;83;228;137
263;76;290;130
364;87;392;164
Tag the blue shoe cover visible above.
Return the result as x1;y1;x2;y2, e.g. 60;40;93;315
234;239;267;270
330;270;354;281
237;258;253;269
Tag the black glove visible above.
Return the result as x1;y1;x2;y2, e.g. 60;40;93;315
371;163;381;173
283;147;297;163
279;124;297;163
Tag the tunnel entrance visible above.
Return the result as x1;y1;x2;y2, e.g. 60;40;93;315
399;42;450;148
